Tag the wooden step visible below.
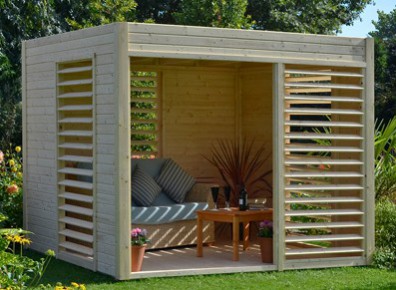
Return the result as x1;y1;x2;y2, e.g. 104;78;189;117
285;171;363;178
59;192;93;203
58;66;92;74
58;143;93;150
59;204;93;216
285;108;363;115
59;229;93;243
285;120;363;127
285;69;364;78
58;117;93;124
57;79;93;86
59;241;93;256
285;197;364;204
285;184;363;191
58;155;93;163
285;145;363;153
58;105;93;112
285;82;363;90
285;158;363;165
58;92;93;99
285;246;364;256
285;209;364;217
58;130;93;137
59;217;93;230
58;167;93;177
286;234;363;243
285;133;363;140
58;179;93;190
285;221;364;230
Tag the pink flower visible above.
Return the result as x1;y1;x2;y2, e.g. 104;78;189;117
0;151;3;163
6;184;19;194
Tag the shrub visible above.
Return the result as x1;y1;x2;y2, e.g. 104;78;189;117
0;145;23;228
372;200;396;269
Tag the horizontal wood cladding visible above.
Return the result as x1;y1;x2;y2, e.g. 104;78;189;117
128;23;367;67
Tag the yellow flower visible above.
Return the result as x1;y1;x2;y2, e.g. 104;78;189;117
15;146;21;153
71;282;79;288
11;166;17;172
17;172;23;178
20;237;31;245
45;249;56;257
79;285;86;290
9;159;15;166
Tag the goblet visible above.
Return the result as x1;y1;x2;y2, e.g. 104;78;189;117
211;186;219;210
224;186;231;209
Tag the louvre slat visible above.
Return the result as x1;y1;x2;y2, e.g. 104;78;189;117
131;76;157;81
58;204;93;216
58;117;93;124
285;69;364;78
286;234;363;243
58;130;93;137
58;66;92;74
57;92;93;99
285;121;363;127
58;167;93;177
58;143;93;150
285;82;363;90
58;179;93;190
285;184;363;191
285;221;364;229
59;217;93;230
284;95;363;103
58;155;93;163
59;229;93;243
285;209;364;216
285;108;363;115
58;105;93;111
131;98;157;103
285;157;363;165
57;79;93;86
131;87;157;92
131;130;159;135
285;247;364;256
285;145;363;153
59;192;93;203
131;140;158;145
285;172;363;178
59;241;93;256
285;197;364;204
132;108;158;114
285;133;363;140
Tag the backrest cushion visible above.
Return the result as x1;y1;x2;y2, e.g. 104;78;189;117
131;158;167;178
156;159;196;203
132;165;162;206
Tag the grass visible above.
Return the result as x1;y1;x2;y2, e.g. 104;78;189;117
27;250;396;290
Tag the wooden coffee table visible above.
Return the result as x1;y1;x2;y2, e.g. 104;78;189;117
196;208;273;261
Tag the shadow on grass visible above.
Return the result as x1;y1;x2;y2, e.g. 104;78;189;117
26;250;116;287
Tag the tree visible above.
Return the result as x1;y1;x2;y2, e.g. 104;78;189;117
173;0;253;29
135;0;181;24
370;8;396;122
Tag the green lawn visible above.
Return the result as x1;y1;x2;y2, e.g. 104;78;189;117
28;251;396;290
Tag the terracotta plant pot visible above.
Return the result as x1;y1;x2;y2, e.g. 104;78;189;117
258;237;273;263
131;244;147;272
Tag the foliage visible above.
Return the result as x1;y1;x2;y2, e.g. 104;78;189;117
205;138;272;206
370;8;396;123
0;145;23;228
258;220;273;238
0;213;54;289
374;117;396;201
174;0;253;29
131;228;150;246
372;200;396;269
55;282;87;290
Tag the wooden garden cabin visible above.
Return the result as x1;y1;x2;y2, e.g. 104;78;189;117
22;23;374;280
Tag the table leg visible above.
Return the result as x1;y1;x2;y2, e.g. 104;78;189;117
197;215;203;257
243;222;249;250
232;216;239;261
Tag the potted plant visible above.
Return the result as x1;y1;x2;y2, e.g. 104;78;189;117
131;227;150;272
204;138;272;207
257;220;273;263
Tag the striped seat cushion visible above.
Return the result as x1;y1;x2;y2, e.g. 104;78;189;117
156;159;196;203
132;166;162;206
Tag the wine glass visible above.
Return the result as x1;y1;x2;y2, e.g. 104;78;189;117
211;186;219;210
224;186;231;210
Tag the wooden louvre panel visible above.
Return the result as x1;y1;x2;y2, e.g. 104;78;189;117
57;60;95;262
131;71;160;158
283;65;365;260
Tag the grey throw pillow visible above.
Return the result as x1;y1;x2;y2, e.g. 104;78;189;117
132;166;162;206
156;159;195;203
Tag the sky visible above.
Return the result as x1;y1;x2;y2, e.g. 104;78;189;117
339;1;396;37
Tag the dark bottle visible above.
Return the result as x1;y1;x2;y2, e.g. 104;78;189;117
239;186;248;211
